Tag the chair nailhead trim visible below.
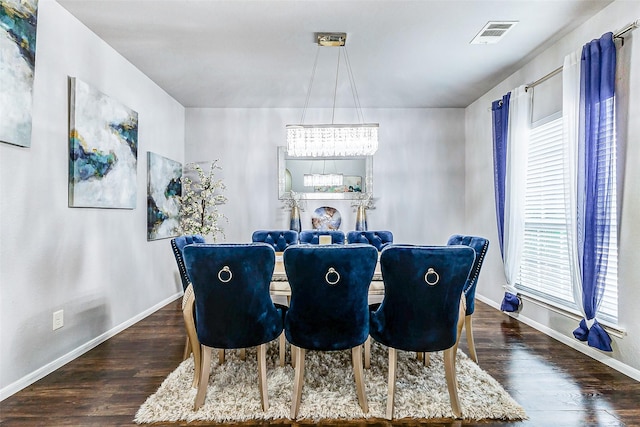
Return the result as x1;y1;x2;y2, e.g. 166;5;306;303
464;240;488;296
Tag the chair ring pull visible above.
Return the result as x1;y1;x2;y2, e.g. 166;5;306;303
218;266;233;283
424;267;439;286
325;267;340;285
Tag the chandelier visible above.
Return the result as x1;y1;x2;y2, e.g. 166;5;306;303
303;157;344;187
303;173;343;187
286;32;379;157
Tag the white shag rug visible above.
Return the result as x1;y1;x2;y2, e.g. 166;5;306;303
135;341;527;423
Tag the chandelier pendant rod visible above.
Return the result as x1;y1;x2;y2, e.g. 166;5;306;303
331;48;342;125
300;46;321;125
343;47;365;124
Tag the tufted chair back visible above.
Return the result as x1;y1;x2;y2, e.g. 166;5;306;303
347;230;394;251
183;243;285;411
251;229;299;252
446;235;489;317
369;244;475;419
298;230;345;245
171;234;206;291
184;243;284;350
446;234;489;365
370;245;475;351
284;244;378;350
283;244;378;418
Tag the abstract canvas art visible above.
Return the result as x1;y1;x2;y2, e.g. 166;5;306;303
68;77;138;209
0;0;39;147
147;152;181;240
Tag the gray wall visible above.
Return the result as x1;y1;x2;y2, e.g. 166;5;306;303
185;107;467;245
465;0;640;376
0;0;186;398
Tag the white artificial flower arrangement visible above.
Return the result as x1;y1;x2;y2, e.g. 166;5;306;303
178;160;228;241
351;192;375;211
281;190;306;212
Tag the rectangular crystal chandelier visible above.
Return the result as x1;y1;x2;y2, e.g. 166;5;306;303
287;124;378;157
303;173;344;187
286;33;379;157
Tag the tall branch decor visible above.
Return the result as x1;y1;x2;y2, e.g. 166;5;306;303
179;160;227;241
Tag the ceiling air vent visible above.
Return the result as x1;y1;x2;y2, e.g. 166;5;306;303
470;21;518;44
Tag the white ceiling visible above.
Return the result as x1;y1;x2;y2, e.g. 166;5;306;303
55;0;614;109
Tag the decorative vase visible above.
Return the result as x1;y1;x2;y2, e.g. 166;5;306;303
355;205;367;231
290;206;302;232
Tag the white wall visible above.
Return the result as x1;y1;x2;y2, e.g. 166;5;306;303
465;0;640;376
185;107;467;246
0;0;186;398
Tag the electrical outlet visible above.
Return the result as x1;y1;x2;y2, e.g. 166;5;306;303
53;310;64;330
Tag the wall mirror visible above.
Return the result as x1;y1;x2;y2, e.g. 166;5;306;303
278;147;373;200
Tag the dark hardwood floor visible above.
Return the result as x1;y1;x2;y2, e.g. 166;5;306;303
1;299;639;427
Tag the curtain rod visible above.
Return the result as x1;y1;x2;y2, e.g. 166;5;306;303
525;19;639;92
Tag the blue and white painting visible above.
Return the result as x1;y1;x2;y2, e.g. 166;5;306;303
69;77;138;208
0;0;39;147
147;152;181;240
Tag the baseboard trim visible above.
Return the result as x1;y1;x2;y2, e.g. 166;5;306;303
0;293;182;402
476;294;640;382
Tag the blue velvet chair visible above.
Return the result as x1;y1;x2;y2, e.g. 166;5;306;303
298;229;345;245
251;229;299;252
183;243;286;411
283;244;378;419
252;229;298;366
447;235;489;364
346;230;394;251
369;245;476;419
171;235;206;367
171;235;206;291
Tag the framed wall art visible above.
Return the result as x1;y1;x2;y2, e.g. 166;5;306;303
68;77;138;208
147;152;181;240
0;0;39;147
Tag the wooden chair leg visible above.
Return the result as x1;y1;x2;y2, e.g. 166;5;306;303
279;332;286;367
423;352;431;366
218;349;225;364
443;347;461;418
239;348;246;360
386;347;397;420
364;336;371;369
257;343;269;411
182;285;201;388
191;342;202;389
416;351;423;362
183;336;191;361
290;346;306;419
351;346;368;413
465;315;478;363
452;297;466;361
194;345;212;410
291;346;297;368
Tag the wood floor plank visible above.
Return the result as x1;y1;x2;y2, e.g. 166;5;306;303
1;299;639;426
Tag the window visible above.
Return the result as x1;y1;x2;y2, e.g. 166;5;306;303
516;113;618;324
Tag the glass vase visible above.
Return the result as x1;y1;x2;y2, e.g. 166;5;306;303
355;205;367;231
290;206;302;232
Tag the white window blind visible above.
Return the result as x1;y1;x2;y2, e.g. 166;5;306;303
518;118;574;306
517;115;618;324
